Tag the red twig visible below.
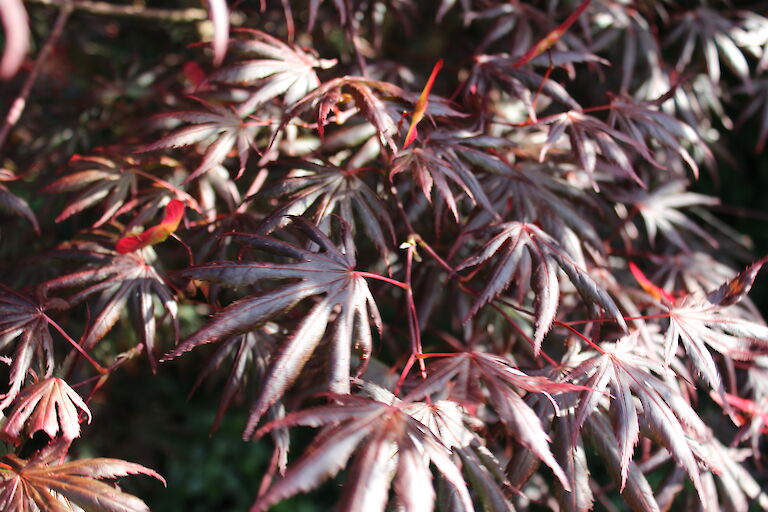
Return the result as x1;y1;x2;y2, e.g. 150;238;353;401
45;314;106;374
0;1;72;153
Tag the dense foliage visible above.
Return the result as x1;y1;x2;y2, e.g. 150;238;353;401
1;0;768;510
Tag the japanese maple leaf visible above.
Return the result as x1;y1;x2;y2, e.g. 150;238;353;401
141;97;261;183
189;329;291;468
250;390;474;512
467;54;581;122
0;285;69;410
607;97;708;177
162;217;383;433
458;221;626;354
403;399;515;511
42;243;179;372
464;162;605;263
661;258;768;397
539;110;657;187
0;170;38;234
1;377;90;444
274;76;405;152
189;328;276;433
43;155;192;232
391;131;499;222
404;351;589;491
664;7;752;86
209;29;335;114
43;155;140;228
613;180;719;251
116;199;185;254
0;438;164;512
253;160;395;257
692;436;768;512
567;337;710;496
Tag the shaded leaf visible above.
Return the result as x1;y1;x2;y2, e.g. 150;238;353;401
44;155;140;228
539;110;655;187
458;222;626;353
0;177;38;234
607;97;708;178
42;245;178;372
583;413;660;512
252;160;394;256
0;286;65;410
391;131;500;222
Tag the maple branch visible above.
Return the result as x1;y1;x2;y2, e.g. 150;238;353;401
412;234;455;274
128;168;202;214
354;271;409;290
393;352;416;396
488;299;561;366
343;0;367;77
404;241;428;385
26;0;210;22
558;322;606;354
44;314;107;374
492;292;634;350
72;345;143;403
530;50;555;118
0;1;72;153
170;233;195;266
416;352;460;359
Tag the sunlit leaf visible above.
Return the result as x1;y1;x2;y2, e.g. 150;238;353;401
0;439;165;512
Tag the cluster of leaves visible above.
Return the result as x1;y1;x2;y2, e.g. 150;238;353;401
2;0;768;510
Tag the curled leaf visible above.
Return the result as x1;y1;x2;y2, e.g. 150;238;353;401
116;200;185;254
403;59;444;149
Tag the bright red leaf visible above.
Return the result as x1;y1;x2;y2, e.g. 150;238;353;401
403;59;443;149
629;261;676;303
116;200;185;254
